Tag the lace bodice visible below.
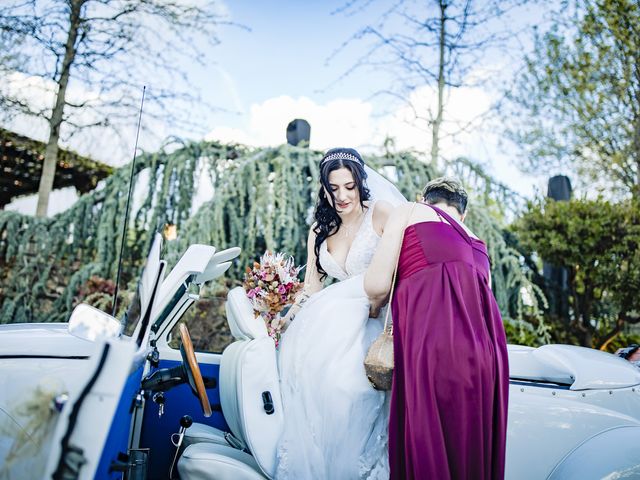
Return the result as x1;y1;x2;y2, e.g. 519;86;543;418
318;201;380;281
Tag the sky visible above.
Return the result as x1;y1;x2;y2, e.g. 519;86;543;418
5;0;553;216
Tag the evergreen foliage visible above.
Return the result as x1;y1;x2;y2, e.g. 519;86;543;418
0;141;548;344
514;197;640;349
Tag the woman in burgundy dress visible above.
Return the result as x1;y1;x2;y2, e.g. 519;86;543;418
364;177;508;479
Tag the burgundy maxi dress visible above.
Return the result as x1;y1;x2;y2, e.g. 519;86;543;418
389;204;509;480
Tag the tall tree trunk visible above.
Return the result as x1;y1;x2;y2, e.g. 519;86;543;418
35;0;83;217
635;158;640;199
634;58;640;199
572;288;594;347
430;0;447;168
633;114;640;199
576;313;593;348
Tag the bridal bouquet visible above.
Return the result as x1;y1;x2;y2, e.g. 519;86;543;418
243;251;303;346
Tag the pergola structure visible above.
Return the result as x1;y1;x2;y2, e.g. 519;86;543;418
0;127;113;208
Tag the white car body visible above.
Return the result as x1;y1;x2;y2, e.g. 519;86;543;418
0;237;639;479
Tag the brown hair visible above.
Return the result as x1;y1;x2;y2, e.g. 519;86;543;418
313;148;370;279
422;177;468;215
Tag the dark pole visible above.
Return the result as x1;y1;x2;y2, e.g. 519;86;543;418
543;175;572;322
112;86;146;317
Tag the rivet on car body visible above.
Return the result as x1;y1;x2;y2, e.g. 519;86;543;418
520;388;524;392
581;393;586;397
552;391;556;396
609;391;613;395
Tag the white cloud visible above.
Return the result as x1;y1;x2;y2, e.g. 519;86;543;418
206;86;492;154
5;187;79;217
204;89;538;197
205;125;255;146
373;84;494;155
207;95;374;151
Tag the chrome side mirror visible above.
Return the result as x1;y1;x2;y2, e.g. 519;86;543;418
68;303;122;341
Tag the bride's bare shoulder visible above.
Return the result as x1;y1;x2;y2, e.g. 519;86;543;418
372;199;393;213
372;200;393;233
307;224;318;244
381;203;413;232
392;202;439;226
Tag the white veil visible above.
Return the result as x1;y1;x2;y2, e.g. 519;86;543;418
364;165;407;207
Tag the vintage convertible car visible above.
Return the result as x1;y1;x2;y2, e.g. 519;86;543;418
1;236;640;480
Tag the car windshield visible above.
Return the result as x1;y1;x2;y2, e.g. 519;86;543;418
121;288;142;337
119;232;164;340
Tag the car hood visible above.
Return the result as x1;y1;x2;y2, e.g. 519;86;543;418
0;323;95;358
508;344;640;390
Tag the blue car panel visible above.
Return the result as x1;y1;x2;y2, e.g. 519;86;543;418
140;359;227;479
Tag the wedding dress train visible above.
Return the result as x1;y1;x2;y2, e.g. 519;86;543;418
274;202;389;479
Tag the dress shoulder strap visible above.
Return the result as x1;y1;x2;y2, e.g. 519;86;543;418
366;200;377;218
362;200;377;232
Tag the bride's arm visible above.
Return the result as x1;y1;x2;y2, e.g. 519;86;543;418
279;226;323;328
365;206;408;315
372;200;393;236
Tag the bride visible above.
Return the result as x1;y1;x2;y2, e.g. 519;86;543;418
274;148;405;479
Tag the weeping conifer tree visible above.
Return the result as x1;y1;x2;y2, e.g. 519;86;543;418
0;140;548;344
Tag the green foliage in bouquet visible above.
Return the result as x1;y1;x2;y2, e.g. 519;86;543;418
0;140;547;345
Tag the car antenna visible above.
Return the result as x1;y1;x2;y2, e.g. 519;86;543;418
112;86;146;317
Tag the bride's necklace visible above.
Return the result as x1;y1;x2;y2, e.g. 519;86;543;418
340;210;365;238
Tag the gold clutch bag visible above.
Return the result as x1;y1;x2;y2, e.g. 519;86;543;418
364;317;394;391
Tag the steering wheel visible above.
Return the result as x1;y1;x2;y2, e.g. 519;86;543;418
179;323;212;417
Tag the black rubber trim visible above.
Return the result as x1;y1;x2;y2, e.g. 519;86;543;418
136;262;166;347
52;343;111;480
510;379;571;390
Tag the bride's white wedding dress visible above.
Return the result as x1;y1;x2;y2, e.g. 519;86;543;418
275;201;389;479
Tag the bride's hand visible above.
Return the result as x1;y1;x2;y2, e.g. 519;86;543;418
278;310;293;332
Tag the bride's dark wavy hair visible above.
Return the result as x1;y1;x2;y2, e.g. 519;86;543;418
313;148;370;279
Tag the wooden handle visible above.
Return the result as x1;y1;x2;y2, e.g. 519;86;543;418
180;323;212;417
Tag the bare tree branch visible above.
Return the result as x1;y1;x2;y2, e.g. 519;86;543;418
0;0;239;216
331;0;544;167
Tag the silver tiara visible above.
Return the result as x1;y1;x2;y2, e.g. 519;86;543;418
321;152;362;165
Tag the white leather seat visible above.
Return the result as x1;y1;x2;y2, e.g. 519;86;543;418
178;443;264;480
183;286;260;450
182;422;231;449
179;287;284;479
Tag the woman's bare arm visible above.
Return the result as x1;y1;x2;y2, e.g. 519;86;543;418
280;226;323;327
364;205;409;315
